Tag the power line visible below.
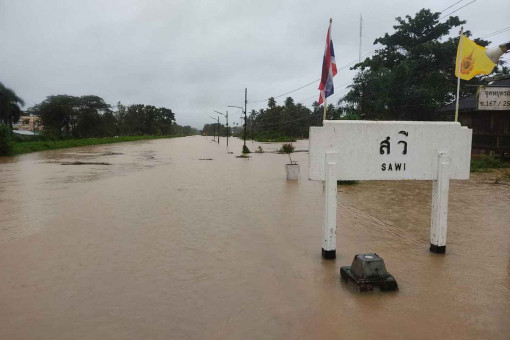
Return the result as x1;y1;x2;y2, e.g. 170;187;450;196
480;26;510;39
248;48;379;105
439;0;477;20
247;55;373;105
249;78;321;103
440;0;466;13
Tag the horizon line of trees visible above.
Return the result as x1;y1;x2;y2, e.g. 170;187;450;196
0;88;199;138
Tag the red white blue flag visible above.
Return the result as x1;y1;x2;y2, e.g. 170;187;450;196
318;21;337;105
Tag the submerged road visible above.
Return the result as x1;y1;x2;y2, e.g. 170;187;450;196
0;136;509;339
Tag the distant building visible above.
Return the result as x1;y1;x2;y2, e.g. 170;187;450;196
13;115;43;133
439;76;510;155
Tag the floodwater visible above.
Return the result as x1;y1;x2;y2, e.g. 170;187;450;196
0;136;509;339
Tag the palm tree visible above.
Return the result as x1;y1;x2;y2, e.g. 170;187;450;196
0;82;24;128
267;97;276;109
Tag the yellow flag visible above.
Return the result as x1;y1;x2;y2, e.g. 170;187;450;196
455;35;496;80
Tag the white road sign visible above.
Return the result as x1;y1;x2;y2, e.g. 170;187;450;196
309;120;473;257
309;121;472;181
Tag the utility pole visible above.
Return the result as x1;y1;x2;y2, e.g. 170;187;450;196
214;110;228;147
209;116;217;142
217;116;220;144
244;88;247;148
228;101;248;153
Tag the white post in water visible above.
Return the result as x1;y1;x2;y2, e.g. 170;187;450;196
430;151;451;253
322;152;338;259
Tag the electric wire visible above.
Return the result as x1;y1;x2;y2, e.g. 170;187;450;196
480;26;510;40
438;0;477;20
440;0;466;13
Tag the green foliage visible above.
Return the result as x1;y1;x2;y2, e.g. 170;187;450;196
470;156;510;172
278;143;297;164
340;9;504;120
214;95;350;142
202;123;227;137
278;143;295;154
0;124;13;156
0;82;24;128
116;103;176;136
253;130;296;142
28;96;185;138
253;97;319;140
242;145;251;154
30;95;109;137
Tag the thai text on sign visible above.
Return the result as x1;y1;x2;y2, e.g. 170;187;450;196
477;86;510;111
309;121;472;181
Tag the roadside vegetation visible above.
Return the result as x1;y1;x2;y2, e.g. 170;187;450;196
252;131;296;143
10;135;177;155
0;84;199;156
470;155;510;172
277;143;297;165
470;156;510;184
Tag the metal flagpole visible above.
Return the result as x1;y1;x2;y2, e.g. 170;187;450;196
323;98;327;123
322;18;332;125
455;26;463;123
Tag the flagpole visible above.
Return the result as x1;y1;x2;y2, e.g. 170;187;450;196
323;97;327;123
322;18;332;125
455;26;463;122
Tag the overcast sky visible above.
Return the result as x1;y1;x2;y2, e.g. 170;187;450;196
1;0;509;128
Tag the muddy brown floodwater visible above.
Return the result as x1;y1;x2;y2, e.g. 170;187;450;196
0;136;509;339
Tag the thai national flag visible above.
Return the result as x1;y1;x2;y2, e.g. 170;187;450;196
318;22;337;105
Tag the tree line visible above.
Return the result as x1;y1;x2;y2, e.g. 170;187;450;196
0;89;199;138
0;87;199;155
26;94;198;138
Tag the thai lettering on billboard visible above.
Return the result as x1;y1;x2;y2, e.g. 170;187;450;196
477;86;510;110
309;121;472;181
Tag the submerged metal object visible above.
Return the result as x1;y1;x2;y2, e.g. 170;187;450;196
340;253;398;292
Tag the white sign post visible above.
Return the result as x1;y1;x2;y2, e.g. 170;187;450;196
322;151;338;259
309;121;472;258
